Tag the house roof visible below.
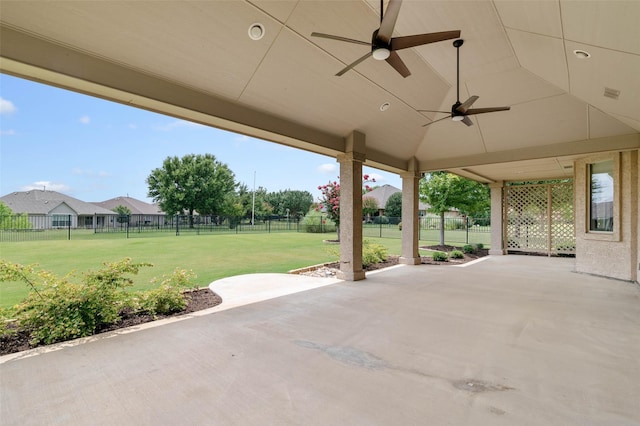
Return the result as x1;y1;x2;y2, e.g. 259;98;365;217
0;190;116;215
0;1;638;184
91;196;164;215
365;184;429;211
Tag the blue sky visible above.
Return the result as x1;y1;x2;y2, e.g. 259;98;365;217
0;74;401;203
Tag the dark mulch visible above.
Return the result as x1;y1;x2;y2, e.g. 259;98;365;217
0;288;222;356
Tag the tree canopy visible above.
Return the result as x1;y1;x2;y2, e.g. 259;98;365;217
419;172;490;244
265;190;313;219
384;192;402;218
362;196;379;218
146;154;236;218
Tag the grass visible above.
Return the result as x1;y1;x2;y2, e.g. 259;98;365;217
0;233;335;308
0;232;484;308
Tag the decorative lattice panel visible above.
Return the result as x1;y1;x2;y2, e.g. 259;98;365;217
550;183;575;253
504;182;575;255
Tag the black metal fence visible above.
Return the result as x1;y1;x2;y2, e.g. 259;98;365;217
363;216;491;246
0;214;337;242
0;213;490;246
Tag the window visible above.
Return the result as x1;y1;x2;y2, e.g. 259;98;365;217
52;215;70;227
589;160;614;232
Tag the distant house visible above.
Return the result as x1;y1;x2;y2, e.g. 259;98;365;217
0;190;117;229
364;184;430;217
91;196;164;226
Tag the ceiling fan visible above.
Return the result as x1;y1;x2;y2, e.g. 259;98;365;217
420;39;511;127
311;0;460;78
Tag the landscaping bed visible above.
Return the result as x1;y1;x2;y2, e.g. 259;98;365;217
1;288;222;356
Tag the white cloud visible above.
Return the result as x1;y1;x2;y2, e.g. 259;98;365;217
317;163;337;174
0;97;16;114
154;119;202;132
128;123;137;129
79;115;91;124
21;181;71;192
0;129;17;136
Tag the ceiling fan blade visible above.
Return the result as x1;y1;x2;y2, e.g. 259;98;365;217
422;115;452;127
310;32;370;46
378;0;402;43
336;51;374;76
418;109;450;114
390;30;461;51
461;116;474;126
456;95;479;113
385;51;411;77
464;106;511;115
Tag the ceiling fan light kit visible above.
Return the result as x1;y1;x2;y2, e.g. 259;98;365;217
372;48;391;60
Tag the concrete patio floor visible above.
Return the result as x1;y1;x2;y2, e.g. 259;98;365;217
1;256;639;425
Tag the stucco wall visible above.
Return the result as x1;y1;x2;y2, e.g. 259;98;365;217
575;150;639;282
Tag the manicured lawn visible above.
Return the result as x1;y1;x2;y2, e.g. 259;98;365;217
0;232;482;308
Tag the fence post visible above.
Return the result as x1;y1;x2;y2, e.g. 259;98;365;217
176;214;179;236
466;216;469;244
379;217;382;238
126;215;130;239
68;214;71;240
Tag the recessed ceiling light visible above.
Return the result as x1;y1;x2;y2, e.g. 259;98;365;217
380;102;390;112
573;49;590;59
248;23;265;41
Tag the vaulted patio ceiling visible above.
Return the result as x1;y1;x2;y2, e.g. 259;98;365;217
1;0;638;183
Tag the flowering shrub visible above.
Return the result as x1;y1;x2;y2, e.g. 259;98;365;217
316;175;375;240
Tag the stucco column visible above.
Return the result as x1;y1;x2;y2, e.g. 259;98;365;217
489;181;505;255
399;161;421;265
337;131;366;281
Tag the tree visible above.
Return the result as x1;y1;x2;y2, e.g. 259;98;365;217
384;192;402;219
0;202;12;228
362;196;379;221
419;172;489;245
266;190;314;219
146;154;236;227
113;205;131;224
232;184;272;222
0;201;31;230
317;174;375;241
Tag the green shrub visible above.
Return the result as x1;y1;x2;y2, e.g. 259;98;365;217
431;251;448;262
0;259;201;346
398;222;402;231
475;243;484;250
362;239;388;267
0;306;17;338
450;250;464;259
462;244;474;254
137;268;195;315
302;210;335;233
0;258;152;345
